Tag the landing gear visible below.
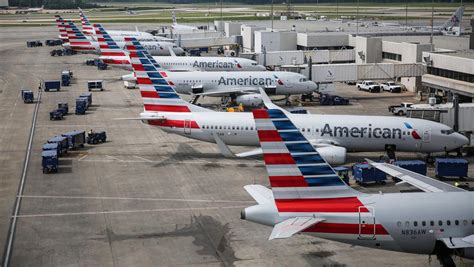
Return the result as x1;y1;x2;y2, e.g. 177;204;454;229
383;145;397;163
426;154;434;164
285;95;291;106
301;93;314;102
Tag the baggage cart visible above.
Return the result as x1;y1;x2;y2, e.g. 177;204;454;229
42;143;59;155
49;109;64;120
42;150;58;173
79;92;92;105
352;163;386;185
43;80;61;92
21;90;34;103
87;80;103;91
334;166;350;185
62;130;85;149
61;70;72;86
97;62;108;70
47;136;68;155
435;158;469;179
75;98;87;114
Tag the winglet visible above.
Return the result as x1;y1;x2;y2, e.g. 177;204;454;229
168;46;177;57
258;88;289;113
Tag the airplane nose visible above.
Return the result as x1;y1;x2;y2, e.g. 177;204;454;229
455;133;470;146
176;48;185;56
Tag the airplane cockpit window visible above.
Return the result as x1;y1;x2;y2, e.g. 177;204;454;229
251;63;258;65
441;129;455;135
299;78;307;82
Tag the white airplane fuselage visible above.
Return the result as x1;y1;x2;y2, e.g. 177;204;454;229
148;112;468;153
243;191;474;256
165;71;317;96
65;40;184;56
105;56;266;72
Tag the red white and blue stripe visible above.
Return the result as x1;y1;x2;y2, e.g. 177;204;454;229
126;37;191;113
79;9;94;35
93;24;129;64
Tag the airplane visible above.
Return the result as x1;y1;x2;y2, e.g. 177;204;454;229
56;17;185;56
79;8;154;38
15;5;44;14
92;24;266;72
402;6;465;36
124;37;469;165
241;107;474;266
171;11;199;33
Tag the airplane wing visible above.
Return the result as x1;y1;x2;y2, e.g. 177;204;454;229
167;46;177;57
114;116;166;121
366;160;465;193
244;185;273;204
236;142;339;158
269;217;324;240
441;235;474;249
195;87;259;96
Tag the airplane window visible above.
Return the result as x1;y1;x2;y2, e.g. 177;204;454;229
413;221;418;227
472;220;474;225
405;221;410;227
302;128;305;132
211;126;214;129
299;78;307;82
232;126;235;130
236;126;240;130
245;126;248;130
438;220;443;226
251;63;258;65
307;128;310;132
397;221;401;227
219;126;222;130
430;221;434;226
250;127;254;130
455;220;459;226
224;126;227;130
422;221;426;226
447;220;451;226
463;220;468;226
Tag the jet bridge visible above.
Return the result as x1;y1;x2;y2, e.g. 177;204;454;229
280;62;427;83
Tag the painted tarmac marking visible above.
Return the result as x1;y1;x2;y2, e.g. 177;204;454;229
15;206;247;218
19;195;254;203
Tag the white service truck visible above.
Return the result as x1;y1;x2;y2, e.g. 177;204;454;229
388;102;414;116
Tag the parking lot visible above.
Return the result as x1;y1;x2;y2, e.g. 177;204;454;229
0;25;473;266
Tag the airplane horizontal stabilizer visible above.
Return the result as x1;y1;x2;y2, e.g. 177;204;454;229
213;134;235;157
243;185;273;205
236;148;262;158
269;217;324;240
441;235;474;249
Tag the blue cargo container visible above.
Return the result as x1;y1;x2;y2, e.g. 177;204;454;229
42;143;59;154
43;80;61;92
61;70;72;86
42;150;58;173
334;166;350;185
62;130;85;149
49;109;64;120
58;102;68;115
47;136;68;155
76;98;87;114
394;160;427;175
352;163;386;184
79;92;92;105
435;158;469;179
21;90;34;103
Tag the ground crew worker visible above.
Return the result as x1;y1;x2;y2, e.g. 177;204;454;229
238;103;244;112
454;181;460;187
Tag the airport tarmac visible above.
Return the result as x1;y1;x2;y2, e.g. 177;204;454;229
0;26;473;266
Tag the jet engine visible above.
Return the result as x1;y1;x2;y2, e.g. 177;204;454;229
235;94;263;107
315;146;346;165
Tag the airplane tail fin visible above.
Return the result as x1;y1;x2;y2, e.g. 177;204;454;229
93;23;130;65
79;8;94;35
251;108;360;212
125;37;210;113
55;15;69;41
64;21;94;51
442;6;464;29
171;11;177;25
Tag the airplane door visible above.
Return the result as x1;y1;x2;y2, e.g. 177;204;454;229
184;119;192;135
358;206;376;240
422;127;431;143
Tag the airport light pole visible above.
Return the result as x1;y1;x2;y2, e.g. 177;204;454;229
405;0;408;31
430;0;434;45
271;0;274;31
220;0;223;33
356;0;359;36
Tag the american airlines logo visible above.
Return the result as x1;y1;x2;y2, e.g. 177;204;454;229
193;60;236;69
320;124;403;139
218;76;274;86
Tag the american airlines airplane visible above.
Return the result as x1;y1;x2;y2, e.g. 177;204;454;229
56;17;185;56
124;37;468;165
91;24;265;72
241;107;474;266
401;6;465;36
171;11;199;33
